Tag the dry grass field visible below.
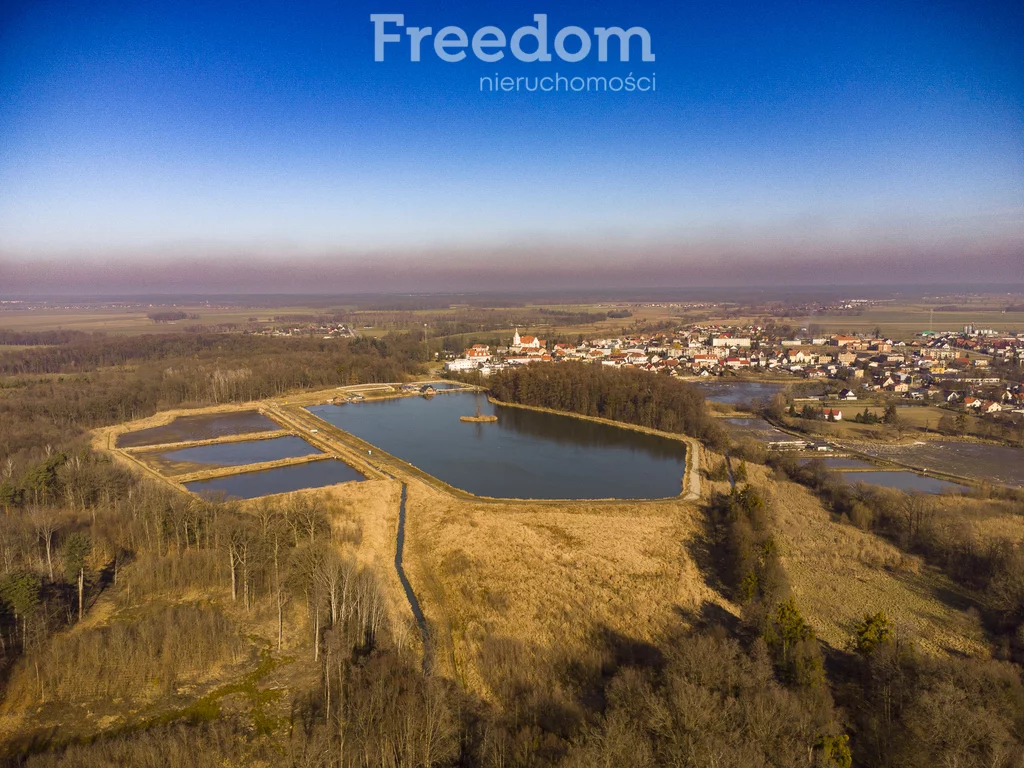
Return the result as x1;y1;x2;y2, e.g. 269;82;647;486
790;404;984;441
926;493;1024;547
401;480;732;692
733;462;990;657
396;453;999;702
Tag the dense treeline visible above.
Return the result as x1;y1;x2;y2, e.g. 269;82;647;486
0;333;426;457
707;486;841;740
0;330;91;346
562;628;844;766
489;363;727;446
18;621;858;767
842;613;1024;766
711;486;788;606
0;332;425;378
0;462;361;687
147;311;197;323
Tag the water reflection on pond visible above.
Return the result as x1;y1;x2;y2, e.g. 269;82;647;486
801;458;877;471
693;381;787;405
185;460;363;499
118;411;278;447
723;418;793;442
855;441;1024;489
308;393;689;500
154;436;319;468
837;470;967;495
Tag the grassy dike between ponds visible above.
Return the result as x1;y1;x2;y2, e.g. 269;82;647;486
120;428;291;455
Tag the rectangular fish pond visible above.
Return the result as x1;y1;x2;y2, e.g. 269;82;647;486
801;457;877;471
118;410;279;447
185;459;365;500
836;470;967;495
146;435;320;473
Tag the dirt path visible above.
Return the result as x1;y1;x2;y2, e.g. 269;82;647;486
394;483;431;671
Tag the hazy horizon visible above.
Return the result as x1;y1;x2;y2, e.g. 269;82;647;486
3;228;1023;295
1;0;1022;289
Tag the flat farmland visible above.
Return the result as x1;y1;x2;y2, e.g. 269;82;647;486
779;305;1023;336
0;306;323;334
811;310;1024;335
823;404;983;434
716;298;1024;338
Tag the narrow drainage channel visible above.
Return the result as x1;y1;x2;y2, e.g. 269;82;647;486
394;482;431;671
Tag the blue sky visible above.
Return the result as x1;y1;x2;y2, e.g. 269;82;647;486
0;0;1021;290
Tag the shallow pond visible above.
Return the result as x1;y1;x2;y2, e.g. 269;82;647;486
153;436;319;468
802;457;877;471
723;418;795;443
838;470;967;494
308;393;689;500
854;441;1024;489
185;459;364;499
693;381;787;405
118;411;278;447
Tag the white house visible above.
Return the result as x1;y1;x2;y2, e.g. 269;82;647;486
712;337;751;348
445;358;478;372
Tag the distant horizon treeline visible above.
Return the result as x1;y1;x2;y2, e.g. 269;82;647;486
146;311;199;323
487;362;728;446
0;330;92;346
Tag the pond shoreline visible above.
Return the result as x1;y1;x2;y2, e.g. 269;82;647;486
486;398;702;501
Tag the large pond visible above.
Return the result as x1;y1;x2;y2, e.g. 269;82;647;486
837;470;967;495
853;441;1024;489
152;436;319;469
185;459;364;499
693;381;787;405
118;411;278;447
307;393;689;500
